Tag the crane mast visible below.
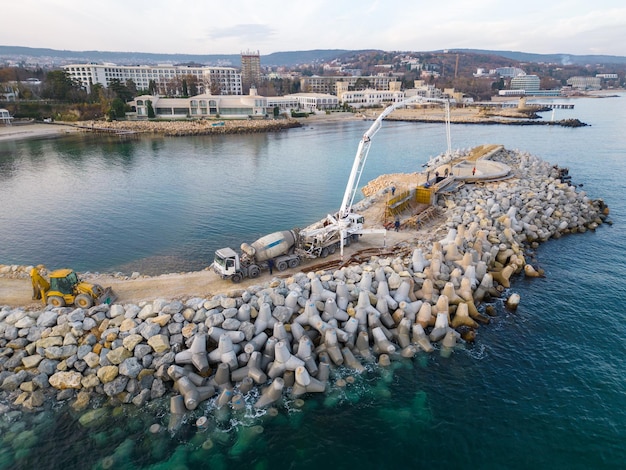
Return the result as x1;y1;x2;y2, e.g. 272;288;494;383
338;95;451;219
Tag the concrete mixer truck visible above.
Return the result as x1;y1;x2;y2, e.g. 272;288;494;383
212;220;364;283
212;95;451;283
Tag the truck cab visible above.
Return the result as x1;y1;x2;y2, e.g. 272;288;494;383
345;213;365;232
213;247;241;279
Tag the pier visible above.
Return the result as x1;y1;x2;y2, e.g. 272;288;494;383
476;101;574;109
75;124;140;139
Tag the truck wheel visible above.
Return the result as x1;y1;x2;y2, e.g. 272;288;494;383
344;237;351;247
288;258;300;268
321;247;329;258
277;261;288;271
328;244;337;254
231;273;243;283
352;234;360;242
75;294;94;309
249;265;261;278
47;296;66;307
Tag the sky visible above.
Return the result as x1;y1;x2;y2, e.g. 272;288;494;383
3;0;626;57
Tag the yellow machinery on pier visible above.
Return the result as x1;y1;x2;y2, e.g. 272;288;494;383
30;267;116;308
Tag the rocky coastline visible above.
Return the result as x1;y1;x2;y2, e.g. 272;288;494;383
0;148;609;431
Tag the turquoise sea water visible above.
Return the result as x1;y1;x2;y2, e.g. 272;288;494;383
1;95;625;469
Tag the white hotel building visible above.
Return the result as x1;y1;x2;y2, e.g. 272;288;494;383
63;63;242;95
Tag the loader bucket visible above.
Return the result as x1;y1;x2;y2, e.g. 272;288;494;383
98;287;117;305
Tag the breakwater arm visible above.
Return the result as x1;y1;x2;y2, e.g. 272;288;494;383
0;147;608;418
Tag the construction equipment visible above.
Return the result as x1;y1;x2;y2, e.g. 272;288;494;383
313;94;451;258
212;94;451;282
30;267;116;308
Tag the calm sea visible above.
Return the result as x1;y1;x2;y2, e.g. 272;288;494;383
1;94;625;469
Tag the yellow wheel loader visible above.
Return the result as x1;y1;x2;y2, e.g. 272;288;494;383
30;267;116;308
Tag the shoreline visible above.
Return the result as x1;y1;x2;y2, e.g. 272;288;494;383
0;122;82;142
1;94;603;143
0;146;610;418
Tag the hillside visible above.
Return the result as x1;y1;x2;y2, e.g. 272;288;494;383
0;45;354;67
2;45;626;67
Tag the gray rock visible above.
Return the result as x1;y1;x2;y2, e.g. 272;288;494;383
99;348;111;367
32;373;50;389
150;378;166;399
125;378;140;394
83;352;100;369
109;304;125;319
222;318;241;330
6;337;29;349
139;322;161;340
141;354;153;369
26;327;45;343
164;334;181;352
119;357;142;378
192;310;207;324
66;355;78;369
185;297;205;310
77;345;93;360
4;326;18;341
82;317;97;331
91;311;107;323
44;345;77;360
68;309;85;322
132;388;151;407
5;309;27;325
106;347;132;365
2;370;29;391
37;311;59;328
103;375;129;397
124;304;141;319
162;300;184;315
83;333;98;346
152;351;175;370
134;344;152;360
5;350;27;369
205;312;225;328
222;307;238;319
38;359;59;376
0;371;11;385
56;389;75;401
137;304;155;320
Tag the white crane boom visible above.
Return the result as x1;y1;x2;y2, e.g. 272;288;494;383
338;95;451;219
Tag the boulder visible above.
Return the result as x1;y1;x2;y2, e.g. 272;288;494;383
49;371;83;390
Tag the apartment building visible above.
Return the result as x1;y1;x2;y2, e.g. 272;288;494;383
510;74;540;92
300;75;397;95
63;63;242;95
241;50;261;93
337;89;405;108
567;76;602;90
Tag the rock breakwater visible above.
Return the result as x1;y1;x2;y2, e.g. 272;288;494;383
0;149;609;429
80;118;301;137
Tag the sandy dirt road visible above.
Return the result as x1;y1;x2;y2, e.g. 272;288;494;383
0;230;422;310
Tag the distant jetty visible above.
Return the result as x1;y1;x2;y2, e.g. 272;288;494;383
79;118;302;137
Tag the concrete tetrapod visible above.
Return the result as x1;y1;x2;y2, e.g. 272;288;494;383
254;377;285;408
411;324;434;352
291;366;326;398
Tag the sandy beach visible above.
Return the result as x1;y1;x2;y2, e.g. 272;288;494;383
0;122;82;142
